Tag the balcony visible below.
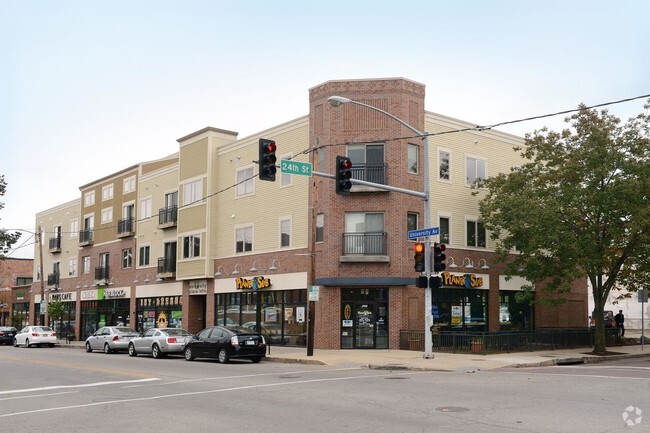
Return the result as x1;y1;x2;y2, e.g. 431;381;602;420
48;237;61;253
158;206;178;229
157;256;176;278
95;265;109;281
79;228;94;246
350;163;387;192
47;273;60;286
117;217;135;238
340;232;389;263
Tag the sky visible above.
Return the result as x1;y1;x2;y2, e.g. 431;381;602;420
1;0;649;259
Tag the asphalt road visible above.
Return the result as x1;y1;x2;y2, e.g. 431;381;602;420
1;345;648;433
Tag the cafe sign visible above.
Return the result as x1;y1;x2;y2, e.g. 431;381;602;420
441;272;484;288
235;276;271;291
49;292;75;302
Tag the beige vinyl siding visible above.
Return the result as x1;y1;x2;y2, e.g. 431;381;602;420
178;203;207;232
180;138;208;180
210;117;310;258
176;259;207;279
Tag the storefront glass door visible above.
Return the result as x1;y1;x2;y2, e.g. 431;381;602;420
341;288;388;349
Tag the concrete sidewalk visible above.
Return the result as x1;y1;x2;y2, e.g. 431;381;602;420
56;335;649;372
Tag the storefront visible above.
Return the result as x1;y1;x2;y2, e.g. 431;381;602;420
136;281;184;333
340;288;388;349
498;275;534;330
432;272;489;332
80;287;131;340
48;291;77;340
214;274;307;346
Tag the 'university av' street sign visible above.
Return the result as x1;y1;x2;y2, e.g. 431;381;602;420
407;227;440;240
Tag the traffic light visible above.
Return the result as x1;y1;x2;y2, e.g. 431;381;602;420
414;242;425;272
258;138;277;181
335;156;353;195
433;243;447;273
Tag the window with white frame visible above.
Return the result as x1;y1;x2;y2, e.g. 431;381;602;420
138;245;150;267
440;216;451;244
466;156;486;185
235;226;253;253
183;179;203;205
123;176;136;193
466;219;486;248
439;149;451;181
101;207;113;224
82;256;91;274
183;234;201;258
280;218;291;248
140;197;152;219
68;257;77;277
316;213;324;243
280;154;293;187
236;167;254;197
102;184;114;201
122;248;133;268
408;144;419;174
84;191;95;207
344;212;385;255
70;219;79;239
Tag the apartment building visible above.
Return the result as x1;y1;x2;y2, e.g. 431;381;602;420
0;257;33;327
30;77;588;348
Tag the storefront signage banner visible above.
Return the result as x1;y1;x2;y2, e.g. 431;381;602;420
81;288;129;301
189;279;208;295
441;272;484;288
49;292;76;302
235;276;271;291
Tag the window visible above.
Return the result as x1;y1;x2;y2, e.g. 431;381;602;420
407;212;419;233
139;245;150;267
70;219;79;239
102;184;114;201
140;197;152;219
183;179;203;205
82;256;91;274
467;219;486;248
101;207;113;224
122;248;133;268
236;167;254;197
69;258;77;277
84;191;95;207
408;144;418;174
439;149;451;181
344;212;385;255
280;218;291;248
280;154;293;187
183;234;201;258
466;156;486;185
440;217;450;244
316;213;324;243
235;226;253;253
348;143;385;184
123;176;136;193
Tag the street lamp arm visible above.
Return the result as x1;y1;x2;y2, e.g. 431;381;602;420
327;96;425;138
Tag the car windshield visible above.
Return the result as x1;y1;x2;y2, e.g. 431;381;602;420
163;329;191;336
34;327;52;332
0;327;16;331
115;327;137;333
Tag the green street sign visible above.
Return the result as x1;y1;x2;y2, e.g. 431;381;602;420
280;159;312;177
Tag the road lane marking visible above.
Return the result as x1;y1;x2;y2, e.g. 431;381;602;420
0;378;160;396
0;355;158;378
0;391;78;401
0;371;427;418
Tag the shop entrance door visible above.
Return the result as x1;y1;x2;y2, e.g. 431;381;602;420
355;304;375;349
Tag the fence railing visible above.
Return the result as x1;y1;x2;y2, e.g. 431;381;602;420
400;328;622;353
342;232;387;255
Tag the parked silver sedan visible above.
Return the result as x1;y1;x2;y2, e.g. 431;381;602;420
128;328;193;359
85;326;139;354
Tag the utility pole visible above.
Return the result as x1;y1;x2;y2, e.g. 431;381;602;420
37;226;46;326
306;145;319;357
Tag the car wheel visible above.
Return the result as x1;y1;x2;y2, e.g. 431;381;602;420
251;357;262;363
128;343;137;357
217;348;229;364
184;346;194;361
103;343;112;354
13;338;18;348
152;344;162;359
49;344;54;348
25;339;31;348
85;342;93;353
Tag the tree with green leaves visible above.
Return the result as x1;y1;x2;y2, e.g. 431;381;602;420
1;176;21;259
47;300;66;323
475;101;650;355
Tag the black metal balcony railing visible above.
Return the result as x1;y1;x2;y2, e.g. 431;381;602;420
159;206;178;226
95;266;109;281
117;217;135;236
158;256;176;274
351;163;387;185
79;228;94;245
48;237;61;251
47;273;60;286
342;232;387;255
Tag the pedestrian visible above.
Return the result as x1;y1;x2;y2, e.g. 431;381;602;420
614;309;625;337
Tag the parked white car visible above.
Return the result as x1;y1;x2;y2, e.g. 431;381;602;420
13;326;57;348
85;326;139;353
128;328;193;359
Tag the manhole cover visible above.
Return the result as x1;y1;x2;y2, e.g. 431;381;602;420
384;376;410;380
278;375;300;379
435;407;470;413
